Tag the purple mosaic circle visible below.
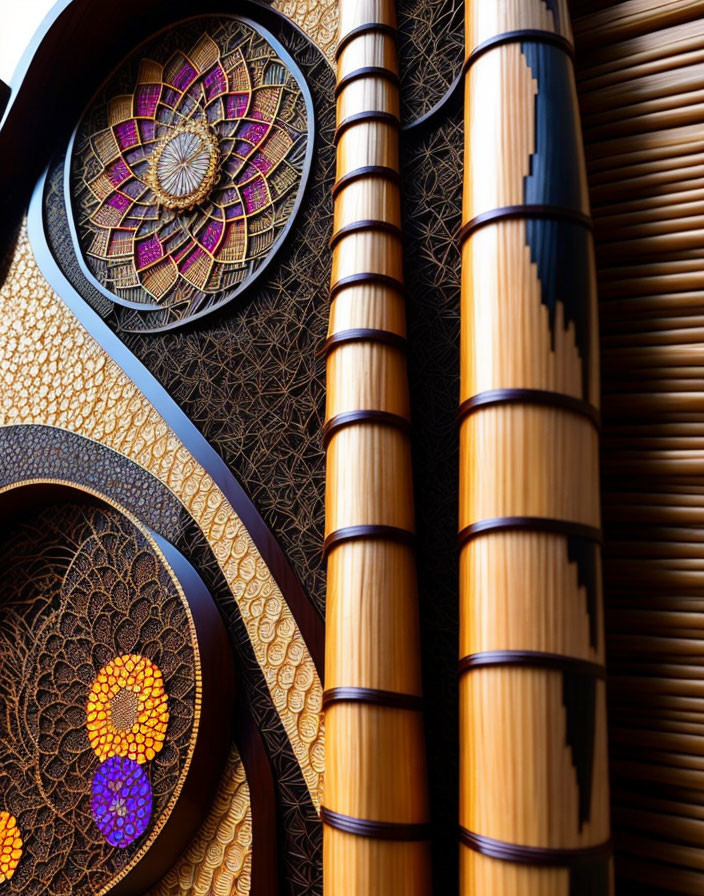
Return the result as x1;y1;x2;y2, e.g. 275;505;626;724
91;756;152;848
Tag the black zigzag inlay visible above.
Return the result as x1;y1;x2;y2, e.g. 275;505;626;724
563;670;598;829
567;536;599;650
522;42;582;211
541;0;561;29
524;219;592;398
521;41;592;399
570;860;611;896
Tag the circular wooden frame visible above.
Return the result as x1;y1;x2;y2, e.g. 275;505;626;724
0;480;235;896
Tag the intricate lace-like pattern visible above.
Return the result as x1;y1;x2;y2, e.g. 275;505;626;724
0;503;197;895
71;18;311;329
0;226;324;816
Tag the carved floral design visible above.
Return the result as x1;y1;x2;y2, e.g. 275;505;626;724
87;654;170;764
72;18;310;323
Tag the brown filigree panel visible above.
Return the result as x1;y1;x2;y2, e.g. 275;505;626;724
0;425;319;895
43;23;334;622
398;0;464;124
0;502;197;895
70;16;312;330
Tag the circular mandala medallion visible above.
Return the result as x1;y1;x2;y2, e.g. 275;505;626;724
0;499;233;895
69;16;313;328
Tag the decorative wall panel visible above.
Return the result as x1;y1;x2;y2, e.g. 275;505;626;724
0;1;466;894
70;16;313;330
0;497;233;894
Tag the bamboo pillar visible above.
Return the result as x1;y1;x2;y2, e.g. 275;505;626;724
321;2;432;894
459;2;613;894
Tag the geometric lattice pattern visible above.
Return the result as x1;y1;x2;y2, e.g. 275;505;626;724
71;18;309;326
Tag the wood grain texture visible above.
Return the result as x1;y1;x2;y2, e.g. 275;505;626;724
572;1;704;893
460;2;611;893
322;1;431;892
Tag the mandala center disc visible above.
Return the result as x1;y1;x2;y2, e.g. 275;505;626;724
110;688;140;732
148;122;219;210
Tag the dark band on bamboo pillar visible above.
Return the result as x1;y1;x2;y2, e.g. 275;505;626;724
458;518;603;548
323;687;424;711
320;328;407;357
463;29;575;74
323;410;411;449
329;220;403;249
458;828;612;866
458;389;601;429
459;206;593;245
335;67;400;96
458;651;605;679
324;524;416;557
331;165;402;199
330;273;405;300
322;807;431;841
334;111;400;144
335;22;397;60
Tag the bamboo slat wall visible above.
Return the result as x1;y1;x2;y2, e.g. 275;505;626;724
459;2;612;894
322;1;431;893
572;1;704;893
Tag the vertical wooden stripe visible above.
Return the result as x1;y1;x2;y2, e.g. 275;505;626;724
323;1;432;893
460;2;613;894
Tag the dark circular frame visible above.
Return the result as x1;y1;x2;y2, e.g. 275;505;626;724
0;480;236;896
63;12;316;330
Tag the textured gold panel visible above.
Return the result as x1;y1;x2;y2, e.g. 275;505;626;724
271;0;339;65
0;225;324;811
147;746;252;896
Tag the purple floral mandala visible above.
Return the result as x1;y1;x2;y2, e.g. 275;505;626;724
70;16;312;329
91;756;152;848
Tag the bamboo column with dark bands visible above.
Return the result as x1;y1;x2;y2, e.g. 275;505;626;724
322;1;431;893
459;2;612;894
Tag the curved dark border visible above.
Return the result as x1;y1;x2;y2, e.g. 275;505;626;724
333;110;400;144
459;205;592;245
320;327;407;356
402;67;464;133
0;432;289;893
321;807;431;841
322;687;423;711
335;23;397;61
322;409;411;449
458;651;606;679
330;272;405;301
335;66;399;97
458;389;601;430
0;481;240;896
62;13;316;328
331;165;401;199
329;220;402;250
463;29;575;74
0;0;325;258
459;827;612;867
458;517;603;549
27;175;325;679
323;524;416;557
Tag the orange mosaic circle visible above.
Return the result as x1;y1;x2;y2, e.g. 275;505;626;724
0;812;22;883
87;654;169;764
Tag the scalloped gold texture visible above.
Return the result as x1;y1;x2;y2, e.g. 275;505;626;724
146;746;252;896
0;225;325;817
